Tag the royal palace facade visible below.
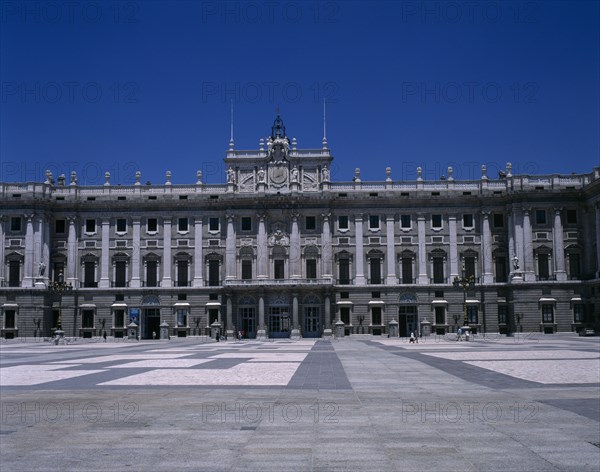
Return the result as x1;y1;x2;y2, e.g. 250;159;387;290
1;115;600;339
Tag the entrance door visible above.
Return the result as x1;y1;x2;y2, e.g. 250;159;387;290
240;307;256;339
303;307;320;338
143;308;161;339
398;306;417;337
269;307;290;338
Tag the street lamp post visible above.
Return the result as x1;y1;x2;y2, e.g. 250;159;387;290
48;271;73;341
453;265;475;328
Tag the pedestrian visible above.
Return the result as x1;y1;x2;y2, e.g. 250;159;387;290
238;330;242;340
216;332;220;342
409;332;415;343
103;331;107;342
465;330;470;342
152;330;156;340
457;327;462;341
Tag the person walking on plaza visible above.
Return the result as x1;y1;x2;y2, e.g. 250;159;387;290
103;331;107;342
409;332;415;343
456;327;462;341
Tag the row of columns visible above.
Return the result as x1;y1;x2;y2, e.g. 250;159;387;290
3;206;600;286
508;207;567;281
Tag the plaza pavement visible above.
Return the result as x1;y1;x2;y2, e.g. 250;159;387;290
0;333;599;472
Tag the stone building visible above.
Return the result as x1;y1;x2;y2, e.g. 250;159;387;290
1;115;599;339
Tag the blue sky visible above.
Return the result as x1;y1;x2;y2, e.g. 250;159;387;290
1;0;599;184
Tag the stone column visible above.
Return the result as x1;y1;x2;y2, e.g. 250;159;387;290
507;211;515;274
162;217;172;287
596;206;600;277
289;213;300;278
257;294;266;338
257;213;268;278
324;295;331;330
385;215;397;284
417;214;428;284
292;294;299;337
481;212;493;283
67;216;78;285
322;212;332;278
522;209;535;281
226;297;233;336
0;216;4;284
193;217;203;287
448;214;458;279
514;208;524;272
130;217;141;288
354;214;365;285
40;215;50;286
33;215;43;282
553;209;566;281
225;213;236;279
99;218;110;288
23;214;34;287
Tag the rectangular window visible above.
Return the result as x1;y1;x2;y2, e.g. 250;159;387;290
340;307;350;325
4;309;16;329
116;218;127;233
85;219;96;233
493;213;504;228
338;215;349;230
10;217;22;232
538;254;550;280
147;218;158;232
114;309;125;328
209;217;219;232
463;214;474;228
566;209;577;225
467;306;478;324
495;256;507;283
542;304;554;323
177;309;188;327
305;216;316;230
241;260;252;280
400;214;411;229
535;210;546;225
53;262;64;282
340;292;349;299
208;308;219;325
498;305;507;324
464;257;476;279
82;310;94;328
306;259;317;279
338;259;350;285
573;304;584;323
369;215;380;230
569;254;580;280
370;258;381;284
114;261;127;287
402;257;413;284
433;257;445;283
371;291;380;298
241;217;252;231
177;260;188;287
84;261;96;287
371;307;382;325
146;261;158;287
178;218;188;232
8;260;20;287
55;219;66;234
208;260;220;286
432;214;442;229
274;259;285;279
435;306;445;325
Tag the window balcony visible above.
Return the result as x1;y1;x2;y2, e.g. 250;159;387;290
536;275;557;281
224;278;333;287
80;281;98;288
111;281;130;288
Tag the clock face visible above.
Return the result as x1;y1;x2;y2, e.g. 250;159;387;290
270;165;287;185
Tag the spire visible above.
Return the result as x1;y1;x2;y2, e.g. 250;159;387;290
229;100;234;150
322;99;328;149
271;108;287;140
